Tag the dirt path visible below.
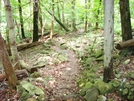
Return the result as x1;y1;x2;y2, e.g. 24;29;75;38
19;31;89;101
40;39;82;101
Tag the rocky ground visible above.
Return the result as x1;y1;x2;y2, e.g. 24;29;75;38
0;29;134;101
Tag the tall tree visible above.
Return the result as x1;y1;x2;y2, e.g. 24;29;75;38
57;0;61;22
33;0;39;42
95;0;102;29
4;0;20;70
18;0;26;39
50;0;54;39
119;0;132;41
103;0;114;83
0;0;1;27
61;0;65;24
71;0;77;31
84;0;88;32
0;33;18;90
56;0;62;29
38;2;44;36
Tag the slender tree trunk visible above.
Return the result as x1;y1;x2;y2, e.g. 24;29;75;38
50;0;54;39
38;5;44;36
47;11;69;32
33;0;39;42
57;0;62;29
0;33;18;90
0;0;1;29
57;0;61;22
95;0;102;29
18;0;26;39
71;0;77;31
84;0;88;32
119;0;132;41
103;0;114;83
61;1;65;24
3;0;20;70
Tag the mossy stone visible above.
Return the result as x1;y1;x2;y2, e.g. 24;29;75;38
84;87;99;101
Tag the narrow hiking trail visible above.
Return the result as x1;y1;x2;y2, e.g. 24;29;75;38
19;30;97;101
0;29;105;101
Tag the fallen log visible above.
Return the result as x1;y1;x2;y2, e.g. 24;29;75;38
19;60;38;73
116;38;134;50
17;33;58;51
19;59;46;73
17;41;43;51
0;69;29;82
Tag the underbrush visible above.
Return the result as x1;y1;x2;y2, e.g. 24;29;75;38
77;45;134;101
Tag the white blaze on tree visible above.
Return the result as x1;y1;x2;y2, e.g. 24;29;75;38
103;0;114;82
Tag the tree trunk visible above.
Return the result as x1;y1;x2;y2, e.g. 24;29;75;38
33;0;39;42
95;0;102;29
71;0;77;31
47;11;70;32
103;0;114;83
61;1;65;24
116;39;134;50
0;33;18;90
4;0;20;69
0;69;28;82
0;0;1;26
57;0;62;29
18;0;26;39
50;0;54;39
57;0;61;22
119;0;132;41
38;4;45;37
84;0;88;32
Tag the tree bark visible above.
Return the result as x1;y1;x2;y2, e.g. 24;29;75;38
116;39;134;50
119;0;132;41
18;0;26;39
61;0;65;24
33;0;39;42
47;11;70;32
71;0;77;31
4;0;21;70
95;0;102;29
84;0;88;32
0;0;1;27
0;33;18;90
50;0;54;39
103;0;114;83
0;69;28;82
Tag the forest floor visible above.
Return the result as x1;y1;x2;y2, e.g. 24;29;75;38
0;29;134;101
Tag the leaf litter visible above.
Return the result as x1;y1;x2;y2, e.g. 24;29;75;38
0;30;134;101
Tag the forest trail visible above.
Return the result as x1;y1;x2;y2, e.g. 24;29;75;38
20;29;93;101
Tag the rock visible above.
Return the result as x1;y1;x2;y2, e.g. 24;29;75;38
110;79;120;87
84;87;99;101
123;59;130;64
80;82;94;96
97;95;107;101
20;80;44;95
26;98;37;101
129;72;134;79
94;80;113;95
123;88;129;95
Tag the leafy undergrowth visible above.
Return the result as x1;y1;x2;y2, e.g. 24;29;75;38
77;42;134;101
0;30;134;101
